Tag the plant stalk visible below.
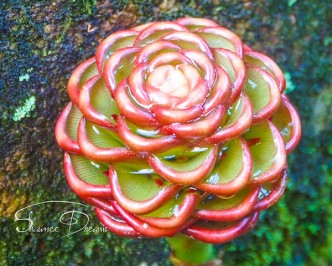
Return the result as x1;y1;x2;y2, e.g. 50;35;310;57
166;234;222;265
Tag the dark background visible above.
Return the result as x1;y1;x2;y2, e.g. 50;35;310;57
0;0;331;265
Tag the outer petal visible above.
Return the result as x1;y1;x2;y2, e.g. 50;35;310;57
77;118;137;162
195;187;259;222
135;40;181;65
112;201;182;237
134;21;189;47
63;153;112;198
67;57;98;106
254;169;288;211
151;104;203;125
95;208;141;237
183;212;260;244
96;30;138;72
162;106;226;139
213;48;246;103
117;116;181;153
203;93;253;144
203;66;231;114
196;138;252;196
176;17;219;31
109;166;181;215
139;190;201;228
271;95;302;154
148;146;218;185
244;65;281;123
244;120;287;184
244;50;286;92
196;27;243;58
162;31;214;61
78;75;116;129
114;80;158;127
103;47;140;95
55;103;81;154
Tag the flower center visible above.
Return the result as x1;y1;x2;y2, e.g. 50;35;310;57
147;65;190;98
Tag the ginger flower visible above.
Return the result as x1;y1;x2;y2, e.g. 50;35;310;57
55;17;301;246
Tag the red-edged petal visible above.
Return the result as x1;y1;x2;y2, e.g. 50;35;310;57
162;31;214;61
131;22;153;32
96;30;138;72
139;191;201;229
246;121;287;184
272;95;302;154
151;104;203;125
63;153;111;198
254;168;288;211
213;48;246;104
55;103;81;154
148;51;192;71
244;65;281;123
67;57;98;106
203;66;231;114
135;40;181;65
112;201;181;237
196;27;243;58
203;93;253;144
95;208;141;237
243;44;254;52
195;187;259;222
109;167;181;215
114;79;158;127
181;49;215;88
162;106;226;139
77;118;137;162
79;75;116;129
83;197;117;215
134;21;189;46
127;63;152;107
148;146;218;185
117;116;181;153
176;17;219;30
183;212;259;244
176;79;210;109
103;47;140;95
196;138;252;195
245;50;286;92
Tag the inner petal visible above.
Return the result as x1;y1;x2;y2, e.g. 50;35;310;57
147;65;190;98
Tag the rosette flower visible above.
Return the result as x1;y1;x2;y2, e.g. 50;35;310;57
55;17;301;244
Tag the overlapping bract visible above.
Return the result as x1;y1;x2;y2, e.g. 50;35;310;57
55;18;301;244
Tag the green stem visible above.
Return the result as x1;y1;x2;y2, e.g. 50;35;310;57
166;234;219;265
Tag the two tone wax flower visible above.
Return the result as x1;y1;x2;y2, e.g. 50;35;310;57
55;17;301;243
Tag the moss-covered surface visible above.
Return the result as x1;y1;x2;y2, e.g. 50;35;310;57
0;0;331;265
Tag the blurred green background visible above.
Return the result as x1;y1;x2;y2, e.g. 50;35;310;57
0;0;331;265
